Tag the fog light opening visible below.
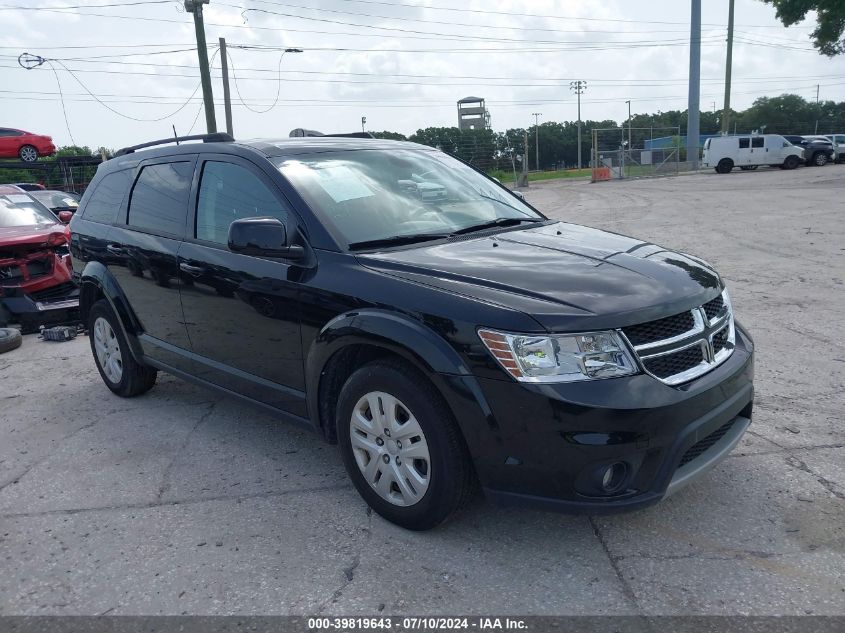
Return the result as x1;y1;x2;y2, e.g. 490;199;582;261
600;462;628;493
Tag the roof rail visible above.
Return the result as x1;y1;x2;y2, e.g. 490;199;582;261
114;133;234;157
289;128;375;139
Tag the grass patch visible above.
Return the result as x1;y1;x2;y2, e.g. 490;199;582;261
487;168;592;184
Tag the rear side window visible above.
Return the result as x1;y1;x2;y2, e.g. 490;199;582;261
81;170;132;224
751;137;764;148
128;161;193;236
195;161;290;245
738;138;750;149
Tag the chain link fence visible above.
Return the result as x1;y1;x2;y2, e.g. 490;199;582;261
591;127;682;182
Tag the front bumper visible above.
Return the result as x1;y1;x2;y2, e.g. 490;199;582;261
442;323;755;514
1;284;80;333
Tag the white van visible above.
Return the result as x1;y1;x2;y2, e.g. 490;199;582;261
824;133;845;163
702;134;804;174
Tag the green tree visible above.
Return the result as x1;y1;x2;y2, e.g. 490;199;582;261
762;0;845;56
370;131;407;141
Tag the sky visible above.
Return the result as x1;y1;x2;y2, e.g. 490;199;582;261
1;0;842;150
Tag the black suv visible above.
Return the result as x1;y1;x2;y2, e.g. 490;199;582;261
783;135;834;166
70;133;754;530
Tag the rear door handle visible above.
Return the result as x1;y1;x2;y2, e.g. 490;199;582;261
106;244;124;254
179;262;205;276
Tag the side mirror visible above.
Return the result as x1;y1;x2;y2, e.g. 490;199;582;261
58;210;73;224
228;217;305;260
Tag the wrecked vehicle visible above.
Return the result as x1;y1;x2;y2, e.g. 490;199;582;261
0;185;79;333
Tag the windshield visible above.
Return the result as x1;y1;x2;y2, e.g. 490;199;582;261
30;190;79;209
0;193;59;228
276;148;543;247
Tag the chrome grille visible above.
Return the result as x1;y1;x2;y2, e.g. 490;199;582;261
621;290;735;386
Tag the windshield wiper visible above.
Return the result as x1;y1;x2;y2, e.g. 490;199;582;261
451;217;542;236
348;232;452;250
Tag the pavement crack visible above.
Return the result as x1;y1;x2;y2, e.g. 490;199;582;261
588;517;643;614
784;455;844;500
156;401;217;502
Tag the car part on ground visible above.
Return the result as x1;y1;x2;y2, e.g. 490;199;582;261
39;324;79;342
70;133;754;529
0;327;22;353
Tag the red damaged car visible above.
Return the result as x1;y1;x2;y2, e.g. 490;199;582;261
0;185;79;332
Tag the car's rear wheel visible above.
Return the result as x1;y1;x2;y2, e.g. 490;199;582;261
0;328;22;354
813;152;828;166
336;360;476;530
716;158;733;174
88;299;157;397
783;155;800;170
18;145;38;162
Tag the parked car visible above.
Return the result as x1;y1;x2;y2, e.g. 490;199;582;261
0;128;56;162
822;134;845;163
12;183;46;191
782;135;834;166
70;133;754;530
0;185;79;332
29;190;81;215
702;134;802;173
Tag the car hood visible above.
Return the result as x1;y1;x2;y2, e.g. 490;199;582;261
358;222;723;332
0;224;69;251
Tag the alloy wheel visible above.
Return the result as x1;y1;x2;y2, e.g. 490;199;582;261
19;146;37;162
349;391;431;507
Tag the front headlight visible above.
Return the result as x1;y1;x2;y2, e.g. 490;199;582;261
478;329;638;383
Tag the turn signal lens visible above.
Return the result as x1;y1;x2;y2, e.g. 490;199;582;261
478;328;637;383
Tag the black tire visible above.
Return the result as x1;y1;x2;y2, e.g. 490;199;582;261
88;299;157;397
0;328;22;354
783;155;800;170
336;360;476;530
716;158;734;174
18;145;38;162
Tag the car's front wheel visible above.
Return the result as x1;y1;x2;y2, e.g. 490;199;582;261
716;158;734;174
812;152;828;166
336;360;476;530
783;155;800;170
88;299;157;397
18;145;38;162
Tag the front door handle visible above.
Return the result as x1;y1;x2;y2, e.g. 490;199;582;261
179;262;205;276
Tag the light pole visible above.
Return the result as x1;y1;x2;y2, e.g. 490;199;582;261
361;116;366;134
570;80;586;168
625;100;632;151
532;112;542;170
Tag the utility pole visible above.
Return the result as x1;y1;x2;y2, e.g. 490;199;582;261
532;112;541;170
687;0;701;170
625;100;632;151
361;116;366;134
185;0;216;134
570;80;586;169
814;84;820;133
721;0;734;134
219;37;233;136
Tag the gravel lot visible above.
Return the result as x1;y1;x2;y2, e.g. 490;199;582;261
0;166;843;616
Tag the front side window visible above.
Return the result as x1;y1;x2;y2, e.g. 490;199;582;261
276;149;542;247
81;171;132;224
127;162;193;236
196;161;290;245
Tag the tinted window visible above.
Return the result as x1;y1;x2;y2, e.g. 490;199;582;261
196;161;289;245
128;162;193;236
738;138;750;149
0;129;21;137
81;171;132;224
752;137;764;148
